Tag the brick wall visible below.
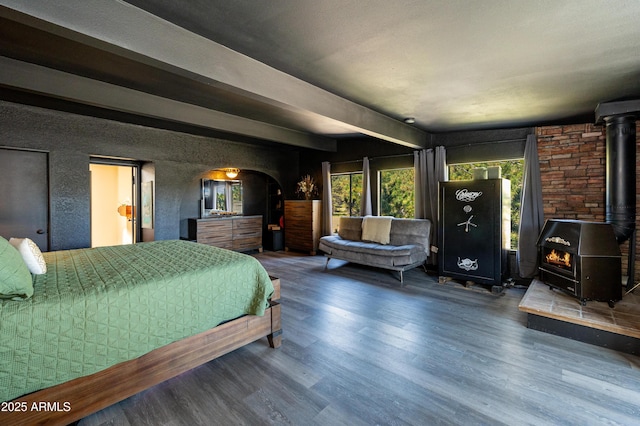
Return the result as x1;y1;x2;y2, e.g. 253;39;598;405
536;122;640;282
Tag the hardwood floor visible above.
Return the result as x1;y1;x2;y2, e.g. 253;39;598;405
78;252;640;425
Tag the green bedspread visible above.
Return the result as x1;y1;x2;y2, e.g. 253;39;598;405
0;240;274;402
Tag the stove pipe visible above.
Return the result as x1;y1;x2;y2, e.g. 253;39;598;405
605;114;636;244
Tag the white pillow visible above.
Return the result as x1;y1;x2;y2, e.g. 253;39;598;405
9;237;47;275
361;216;393;245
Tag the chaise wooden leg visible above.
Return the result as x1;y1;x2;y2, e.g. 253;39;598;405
325;257;331;270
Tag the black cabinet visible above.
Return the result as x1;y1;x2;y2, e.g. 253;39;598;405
438;179;511;286
265;229;284;251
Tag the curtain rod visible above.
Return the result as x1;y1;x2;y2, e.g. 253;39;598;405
331;137;527;165
331;152;414;165
446;138;527;149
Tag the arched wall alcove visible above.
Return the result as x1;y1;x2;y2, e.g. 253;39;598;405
179;168;284;240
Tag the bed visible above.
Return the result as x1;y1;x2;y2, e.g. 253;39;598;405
0;239;281;425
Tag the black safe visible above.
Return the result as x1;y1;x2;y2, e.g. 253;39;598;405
438;179;511;286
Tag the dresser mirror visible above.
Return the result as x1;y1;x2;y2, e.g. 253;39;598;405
201;179;243;217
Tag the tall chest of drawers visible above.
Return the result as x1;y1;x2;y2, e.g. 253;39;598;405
284;200;322;255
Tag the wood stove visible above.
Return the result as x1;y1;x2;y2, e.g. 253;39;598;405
537;219;622;307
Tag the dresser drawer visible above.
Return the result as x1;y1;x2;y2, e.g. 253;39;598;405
233;236;263;251
233;217;262;235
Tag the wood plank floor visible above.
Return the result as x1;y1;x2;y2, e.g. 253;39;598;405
78;252;640;426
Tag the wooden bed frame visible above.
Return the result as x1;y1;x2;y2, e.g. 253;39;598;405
2;277;282;426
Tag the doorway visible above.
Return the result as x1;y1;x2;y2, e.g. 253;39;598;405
0;147;49;250
90;161;139;247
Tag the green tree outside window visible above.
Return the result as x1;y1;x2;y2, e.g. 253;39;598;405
331;173;363;232
379;168;415;218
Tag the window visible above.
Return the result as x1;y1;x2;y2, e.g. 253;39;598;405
331;172;363;231
448;159;524;247
379;168;415;218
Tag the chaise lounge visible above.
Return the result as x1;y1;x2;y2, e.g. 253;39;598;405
318;216;431;284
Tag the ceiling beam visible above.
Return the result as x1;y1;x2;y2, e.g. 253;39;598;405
0;0;428;149
0;57;336;151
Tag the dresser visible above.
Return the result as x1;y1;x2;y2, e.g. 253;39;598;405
188;215;263;252
438;179;510;286
284;200;322;255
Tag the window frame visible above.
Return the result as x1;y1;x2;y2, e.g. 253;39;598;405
330;171;363;218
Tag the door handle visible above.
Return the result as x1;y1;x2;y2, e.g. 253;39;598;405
36;229;45;234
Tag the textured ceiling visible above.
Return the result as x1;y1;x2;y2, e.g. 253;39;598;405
124;0;640;130
1;0;640;150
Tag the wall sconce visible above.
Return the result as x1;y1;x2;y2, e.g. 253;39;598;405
117;204;133;221
225;168;240;179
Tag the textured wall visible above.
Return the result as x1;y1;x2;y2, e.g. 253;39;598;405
0;101;300;250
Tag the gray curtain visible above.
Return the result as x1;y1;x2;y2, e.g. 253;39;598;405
361;157;373;216
321;161;333;235
517;134;544;278
414;147;447;263
414;150;428;218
